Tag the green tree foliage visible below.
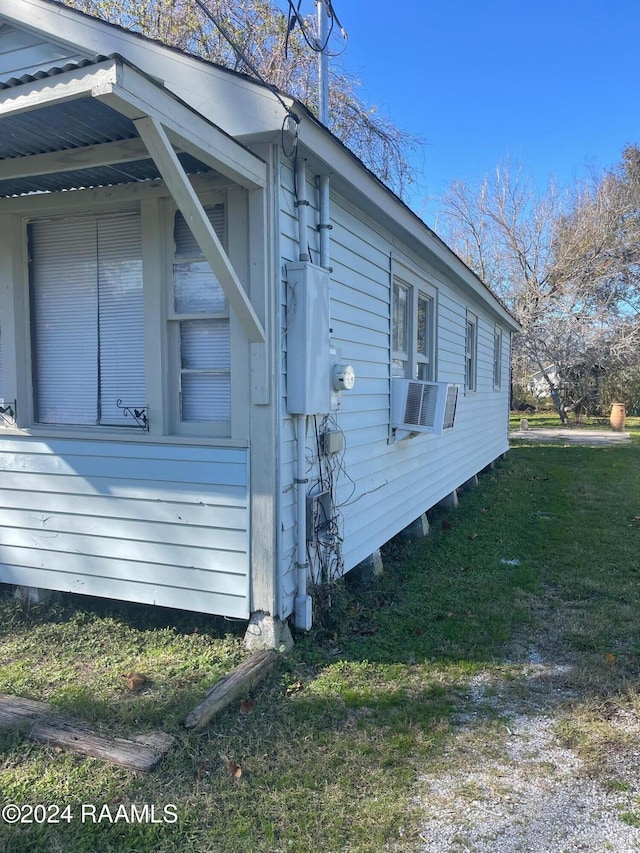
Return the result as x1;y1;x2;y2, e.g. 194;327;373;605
61;0;421;198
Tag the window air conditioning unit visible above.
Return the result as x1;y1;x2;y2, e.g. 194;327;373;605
391;378;458;439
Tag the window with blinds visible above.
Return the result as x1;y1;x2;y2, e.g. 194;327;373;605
172;205;230;426
29;211;145;427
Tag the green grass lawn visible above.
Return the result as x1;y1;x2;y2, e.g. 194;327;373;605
1;428;640;852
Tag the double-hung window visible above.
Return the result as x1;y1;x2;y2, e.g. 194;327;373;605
29;211;145;427
170;205;230;433
465;311;478;392
493;326;503;389
392;266;436;381
416;291;435;381
392;280;410;378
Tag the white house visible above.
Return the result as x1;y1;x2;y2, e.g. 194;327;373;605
0;0;519;638
527;365;559;399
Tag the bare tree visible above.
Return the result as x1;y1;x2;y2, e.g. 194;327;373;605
552;145;640;318
438;155;640;421
439;162;573;420
61;0;421;198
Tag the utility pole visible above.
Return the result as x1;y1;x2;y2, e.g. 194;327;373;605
316;0;329;125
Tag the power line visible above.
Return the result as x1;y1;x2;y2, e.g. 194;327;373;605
284;0;347;58
191;0;300;131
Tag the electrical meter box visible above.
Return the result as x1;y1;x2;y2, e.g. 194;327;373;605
286;262;331;414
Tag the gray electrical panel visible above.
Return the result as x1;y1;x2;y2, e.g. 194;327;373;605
286;262;331;415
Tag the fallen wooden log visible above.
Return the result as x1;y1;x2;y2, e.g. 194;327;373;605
0;693;173;772
185;649;277;732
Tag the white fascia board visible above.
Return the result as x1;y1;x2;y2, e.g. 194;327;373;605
0;0;287;137
98;60;266;189
134;114;266;344
0;61;116;116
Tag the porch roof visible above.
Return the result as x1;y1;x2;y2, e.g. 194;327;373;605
0;55;266;196
0;54;266;342
0;80;210;196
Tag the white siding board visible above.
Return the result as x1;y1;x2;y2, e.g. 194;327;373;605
0;534;247;582
2;489;246;528
330;301;389;337
0;449;246;485
321;188;510;577
341;428;506;571
329;252;390;304
0;508;247;553
0;436;250;617
0;565;245;616
330;196;391;267
338;408;390;432
0;472;246;507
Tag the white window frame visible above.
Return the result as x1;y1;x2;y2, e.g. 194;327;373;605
391;259;437;382
465;311;478;393
5;180;251;442
166;192;247;439
392;279;411;378
493;325;503;389
416;290;436;382
169;201;228;437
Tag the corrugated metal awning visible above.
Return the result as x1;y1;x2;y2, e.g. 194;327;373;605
0;57;214;196
0;53;267;341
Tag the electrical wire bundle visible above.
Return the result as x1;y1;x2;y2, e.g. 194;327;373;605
285;0;347;58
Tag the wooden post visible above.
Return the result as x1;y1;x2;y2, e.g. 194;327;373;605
0;694;173;772
185;649;278;732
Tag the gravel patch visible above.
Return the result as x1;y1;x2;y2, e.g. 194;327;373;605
417;655;640;852
510;428;630;445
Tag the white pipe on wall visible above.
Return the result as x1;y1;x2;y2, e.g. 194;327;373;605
318;173;331;270
295;155;310;263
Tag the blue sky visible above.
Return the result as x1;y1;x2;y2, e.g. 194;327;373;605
302;0;640;225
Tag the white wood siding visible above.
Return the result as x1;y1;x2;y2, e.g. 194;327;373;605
0;436;250;617
278;159;512;618
0;24;83;79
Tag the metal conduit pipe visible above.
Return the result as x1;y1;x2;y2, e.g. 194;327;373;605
318;173;331;270
294;154;312;629
294;413;311;629
295;155;310;263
